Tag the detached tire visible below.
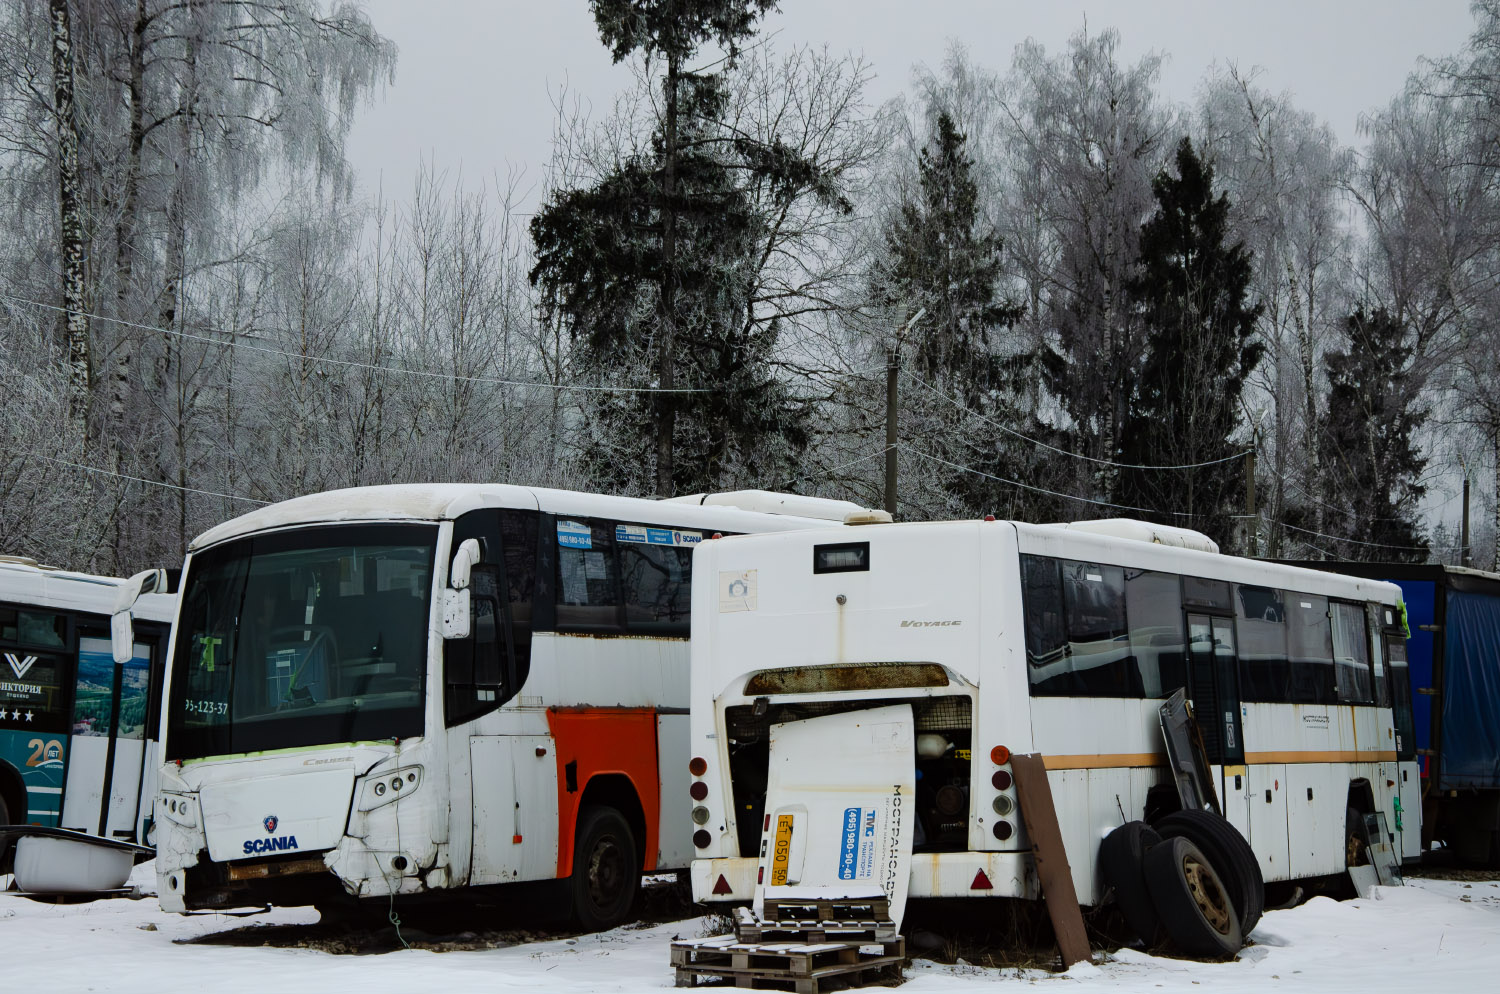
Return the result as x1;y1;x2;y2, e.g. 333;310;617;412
1100;821;1164;947
569;805;639;932
1144;836;1243;959
1154;809;1264;935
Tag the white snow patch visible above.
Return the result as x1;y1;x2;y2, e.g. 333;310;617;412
1;877;1497;993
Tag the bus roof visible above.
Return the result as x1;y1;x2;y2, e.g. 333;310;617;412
189;483;871;552
0;560;177;624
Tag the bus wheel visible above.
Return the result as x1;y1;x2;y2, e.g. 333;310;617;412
1154;809;1264;935
1143;836;1243;960
569;805;639;931
1100;821;1164;948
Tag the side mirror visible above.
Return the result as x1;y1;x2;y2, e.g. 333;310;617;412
111;568;168;664
441;539;482;640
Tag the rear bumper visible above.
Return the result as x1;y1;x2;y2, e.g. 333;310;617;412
691;852;1038;903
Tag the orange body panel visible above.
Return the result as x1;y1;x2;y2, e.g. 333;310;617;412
546;707;661;878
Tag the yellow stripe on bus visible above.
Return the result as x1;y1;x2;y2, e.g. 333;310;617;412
1040;750;1397;770
1244;750;1397;765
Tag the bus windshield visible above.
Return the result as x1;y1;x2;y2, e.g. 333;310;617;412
165;523;437;761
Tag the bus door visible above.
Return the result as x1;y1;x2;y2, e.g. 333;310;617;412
61;635;154;839
1187;613;1250;840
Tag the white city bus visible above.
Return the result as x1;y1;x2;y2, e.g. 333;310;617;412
119;485;881;925
0;558;176;840
686;518;1418;911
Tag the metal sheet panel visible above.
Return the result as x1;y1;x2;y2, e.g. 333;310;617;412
753;704;915;927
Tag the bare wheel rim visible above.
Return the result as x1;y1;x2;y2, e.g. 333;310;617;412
1346;832;1367;867
586;832;627;909
1182;854;1233;935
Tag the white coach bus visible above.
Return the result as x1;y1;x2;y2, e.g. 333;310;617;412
0;558;175;840
112;485;882;926
686;518;1418;910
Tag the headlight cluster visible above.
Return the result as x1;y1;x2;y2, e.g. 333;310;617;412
159;792;199;829
356;765;422;811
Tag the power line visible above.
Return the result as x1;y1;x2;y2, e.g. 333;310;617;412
17;452;269;505
900;369;1255;472
780;446;889;492
899;444;1199;518
1271;519;1451;554
4;293;883;396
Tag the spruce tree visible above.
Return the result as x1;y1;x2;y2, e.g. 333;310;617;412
872;113;1043;515
531;1;843;496
1117;137;1264;548
1319;307;1429;561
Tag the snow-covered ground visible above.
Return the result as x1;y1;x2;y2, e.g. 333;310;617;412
3;867;1497;993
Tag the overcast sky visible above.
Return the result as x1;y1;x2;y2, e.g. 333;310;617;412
344;0;1479;209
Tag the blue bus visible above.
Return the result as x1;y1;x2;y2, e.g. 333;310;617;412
0;558;175;841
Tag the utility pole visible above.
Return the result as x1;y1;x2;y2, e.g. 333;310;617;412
1461;461;1472;568
1245;439;1258;558
883;307;925;519
884;348;898;517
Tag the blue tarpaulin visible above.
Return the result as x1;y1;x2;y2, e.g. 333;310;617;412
1440;589;1500;789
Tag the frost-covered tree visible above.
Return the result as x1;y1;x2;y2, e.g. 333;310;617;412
1196;66;1354;556
997;28;1175;503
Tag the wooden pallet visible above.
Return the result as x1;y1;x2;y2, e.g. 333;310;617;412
761;897;890;922
671;935;905;993
733;906;896;943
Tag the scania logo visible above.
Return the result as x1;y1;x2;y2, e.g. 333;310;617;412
263;815;278;834
900;620;962;628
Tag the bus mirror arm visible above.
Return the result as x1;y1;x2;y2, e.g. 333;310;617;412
110;568;168;664
442;539;482;640
450;539;482;590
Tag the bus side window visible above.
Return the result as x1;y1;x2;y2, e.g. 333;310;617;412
1386;633;1416;759
555;519;623;631
499;510;539;690
1021;555;1067;692
1059;561;1135;697
1126;568;1186;697
445;566;503;727
1367;603;1390;708
1236;585;1290;702
1331;600;1374;704
1286;593;1336;704
619;522;695;637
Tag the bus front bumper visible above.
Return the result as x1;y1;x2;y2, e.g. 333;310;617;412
691;852;1038;903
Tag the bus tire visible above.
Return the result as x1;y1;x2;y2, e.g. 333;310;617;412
1099;821;1164;947
1143;836;1243;959
1153;809;1264;936
569;805;639;932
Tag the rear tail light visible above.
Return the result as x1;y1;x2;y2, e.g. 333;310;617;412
691;806;710;825
690;781;709;801
689;757;708;776
992;794;1015;817
990;745;1011;765
991;770;1013;791
992;820;1014;842
693;830;712;849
